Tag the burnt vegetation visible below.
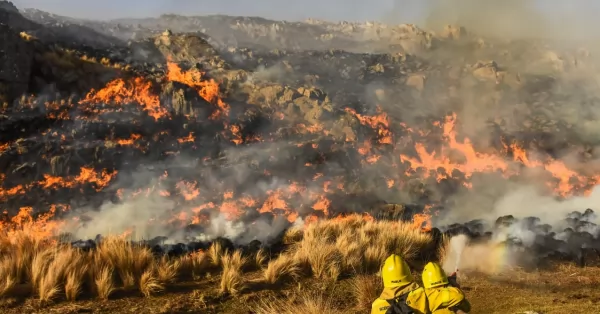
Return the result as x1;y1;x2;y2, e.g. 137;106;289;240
1;0;600;312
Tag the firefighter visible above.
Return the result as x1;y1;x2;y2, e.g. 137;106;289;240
371;254;429;314
421;262;471;314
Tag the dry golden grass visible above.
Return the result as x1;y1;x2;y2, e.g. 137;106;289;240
65;263;88;301
350;275;381;311
0;231;178;301
363;245;388;274
293;218;431;276
282;227;304;245
222;250;247;270
179;251;210;280
157;256;180;284
97;237;154;289
0;214;432;308
253;291;338;314
94;265;115;300
5;215;600;313
208;242;225;267
0;277;15;297
297;242;342;281
219;251;247;295
139;268;164;297
254;248;267;270
0;257;16;297
31;248;54;290
220;267;244;296
38;267;60;303
36;247;84;302
263;253;300;285
436;234;451;264
4;232;46;284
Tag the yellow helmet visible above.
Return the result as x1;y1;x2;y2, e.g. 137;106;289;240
381;254;413;288
422;262;449;289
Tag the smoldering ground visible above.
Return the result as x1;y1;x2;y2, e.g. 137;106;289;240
57;142;348;245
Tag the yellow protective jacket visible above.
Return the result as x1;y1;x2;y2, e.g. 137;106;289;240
424;286;471;313
371;282;429;314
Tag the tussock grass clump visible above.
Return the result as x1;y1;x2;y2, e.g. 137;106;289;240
139;267;164;297
157;256;181;284
219;251;246;295
363;245;388;273
94;265;115;300
30;248;55;291
96;237;154;289
0;258;16;297
36;247;87;303
292;215;431;276
65;262;88;301
351;275;382;310
221;250;247;271
179;251;210;280
295;240;342;281
254;248;267;270
208;242;226;267
220;267;244;296
282;227;304;245
1;232;47;284
263;253;300;285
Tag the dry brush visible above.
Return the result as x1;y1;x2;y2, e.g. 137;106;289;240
0;215;431;307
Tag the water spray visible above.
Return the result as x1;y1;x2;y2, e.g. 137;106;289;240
448;234;469;286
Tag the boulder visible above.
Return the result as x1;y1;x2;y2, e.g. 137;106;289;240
472;61;498;81
441;25;467;40
154;32;217;63
161;81;211;117
406;73;426;91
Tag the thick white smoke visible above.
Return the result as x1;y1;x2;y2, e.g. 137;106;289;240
436;183;600;230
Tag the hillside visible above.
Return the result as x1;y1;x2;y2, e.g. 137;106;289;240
1;1;600;313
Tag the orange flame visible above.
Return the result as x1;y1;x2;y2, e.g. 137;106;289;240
81;77;168;120
345;106;393;144
166;61;230;119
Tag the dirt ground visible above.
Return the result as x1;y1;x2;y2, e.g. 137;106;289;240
2;262;599;314
463;264;600;314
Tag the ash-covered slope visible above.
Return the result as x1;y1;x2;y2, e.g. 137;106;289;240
3;4;600;261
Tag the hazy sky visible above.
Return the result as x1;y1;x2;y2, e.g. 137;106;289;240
9;0;600;23
12;0;404;21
